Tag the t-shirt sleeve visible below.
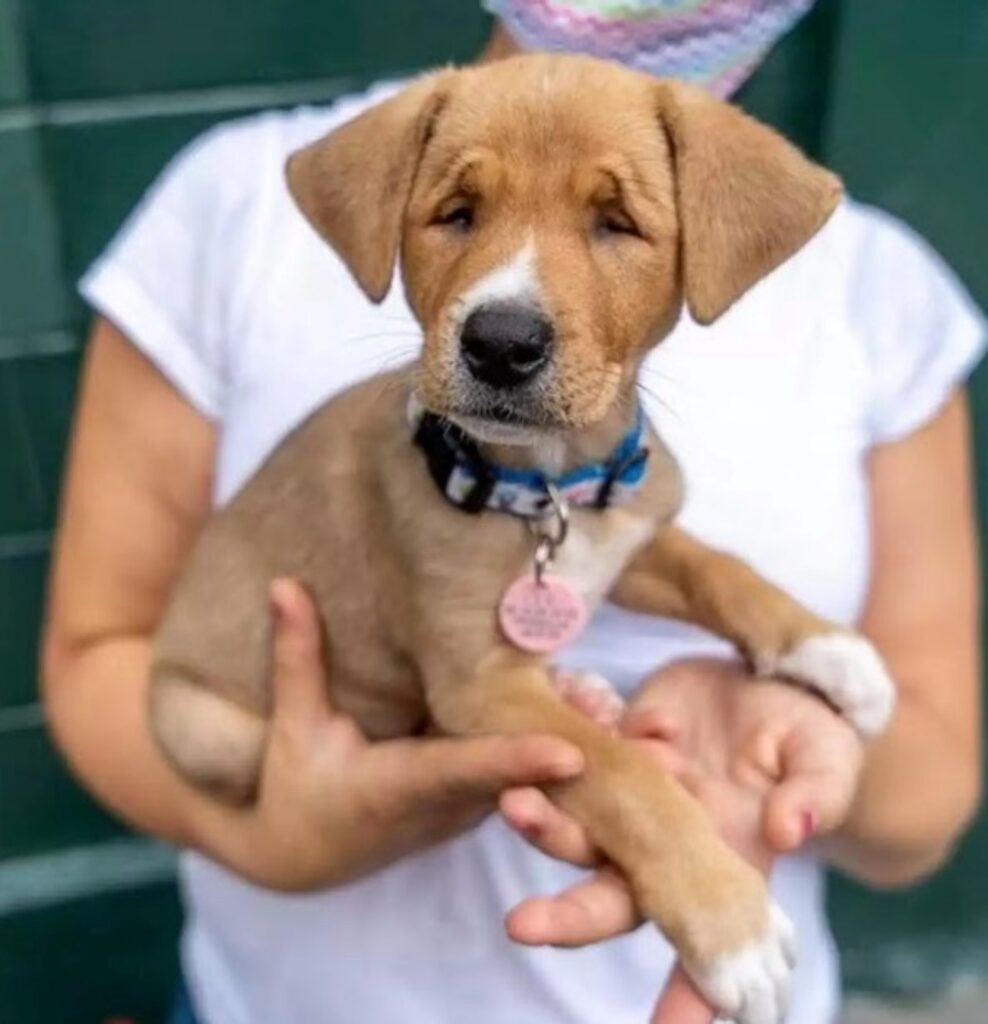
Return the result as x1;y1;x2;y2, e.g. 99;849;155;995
849;206;987;444
79;118;274;419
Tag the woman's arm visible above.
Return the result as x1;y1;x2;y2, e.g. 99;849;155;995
43;318;225;848
826;392;982;886
42;319;584;889
493;392;984;944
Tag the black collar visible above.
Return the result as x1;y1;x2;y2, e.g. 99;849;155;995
412;411;649;517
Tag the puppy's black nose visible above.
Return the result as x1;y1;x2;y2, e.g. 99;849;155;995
461;305;554;389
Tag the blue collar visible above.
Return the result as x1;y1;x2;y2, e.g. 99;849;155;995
412;409;650;518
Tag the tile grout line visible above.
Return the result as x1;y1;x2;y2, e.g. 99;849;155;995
0;703;44;735
0;72;398;133
0;328;79;362
0;837;177;917
0;530;51;558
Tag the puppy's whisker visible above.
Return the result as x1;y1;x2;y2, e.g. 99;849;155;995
338;329;423;345
634;381;684;425
638;366;705;404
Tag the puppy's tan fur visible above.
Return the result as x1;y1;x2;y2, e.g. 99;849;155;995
151;55;871;1019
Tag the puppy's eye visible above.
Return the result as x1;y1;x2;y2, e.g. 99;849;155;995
433;204;475;231
595;208;642;239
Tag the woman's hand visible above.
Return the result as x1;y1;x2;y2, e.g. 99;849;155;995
499;658;864;1022
229;580;586;890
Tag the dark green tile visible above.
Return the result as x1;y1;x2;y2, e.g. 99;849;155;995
0;0;27;105
733;0;841;159
0;361;48;536
0;722;126;859
0;348;79;537
0;127;72;335
825;0;988;310
0;546;47;709
46;90;354;282
44;111;222;284
0;879;180;1024
831;811;988;994
11;346;81;522
26;0;489;101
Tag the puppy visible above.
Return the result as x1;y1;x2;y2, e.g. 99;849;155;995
150;54;895;1024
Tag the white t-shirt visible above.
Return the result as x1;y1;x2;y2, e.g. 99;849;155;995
80;81;985;1024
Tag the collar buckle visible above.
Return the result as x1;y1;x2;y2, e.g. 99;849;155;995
595;446;651;510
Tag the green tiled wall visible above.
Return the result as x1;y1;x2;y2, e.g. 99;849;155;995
0;546;49;707
23;0;490;100
0;128;71;334
826;0;988;318
0;881;182;1024
0;1;26;105
0;723;126;860
0;4;492;1021
47;113;235;281
0;1;985;1020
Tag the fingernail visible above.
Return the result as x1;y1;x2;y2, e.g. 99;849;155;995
801;810;817;841
550;750;584;778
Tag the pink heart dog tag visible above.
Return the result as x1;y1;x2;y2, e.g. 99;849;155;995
499;574;589;654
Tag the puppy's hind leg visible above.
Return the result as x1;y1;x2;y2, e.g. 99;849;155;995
150;667;267;805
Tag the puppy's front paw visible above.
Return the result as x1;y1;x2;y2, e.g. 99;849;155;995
689;902;795;1024
758;632;895;736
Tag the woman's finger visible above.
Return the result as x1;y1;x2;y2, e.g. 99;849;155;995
385;733;584;808
505;866;639;947
650;965;716;1024
500;786;599;867
269;578;335;728
762;767;851;852
762;725;863;852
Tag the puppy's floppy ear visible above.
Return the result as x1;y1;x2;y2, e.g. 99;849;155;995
285;72;453;303
656;81;843;325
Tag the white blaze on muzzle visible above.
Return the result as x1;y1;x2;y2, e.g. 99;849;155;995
452;235;542;331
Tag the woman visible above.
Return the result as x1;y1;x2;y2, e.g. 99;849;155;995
42;4;983;1023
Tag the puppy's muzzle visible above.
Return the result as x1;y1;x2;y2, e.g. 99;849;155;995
460;303;554;390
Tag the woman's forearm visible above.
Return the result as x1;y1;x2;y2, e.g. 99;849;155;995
43;635;265;879
824;689;981;887
829;396;983;888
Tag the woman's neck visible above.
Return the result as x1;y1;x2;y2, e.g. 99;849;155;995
476;22;525;64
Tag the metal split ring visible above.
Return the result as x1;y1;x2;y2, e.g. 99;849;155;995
528;481;570;546
529;482;571;584
533;535;554;585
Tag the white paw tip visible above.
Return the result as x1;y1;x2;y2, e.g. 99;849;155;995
693;903;796;1024
762;632;896;737
550;669;625;722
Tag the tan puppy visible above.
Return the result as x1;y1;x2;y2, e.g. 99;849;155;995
150;54;895;1024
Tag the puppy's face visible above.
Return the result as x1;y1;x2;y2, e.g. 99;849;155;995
288;55;841;440
400;61;680;437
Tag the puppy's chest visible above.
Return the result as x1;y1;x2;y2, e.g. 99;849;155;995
549;510;656;605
